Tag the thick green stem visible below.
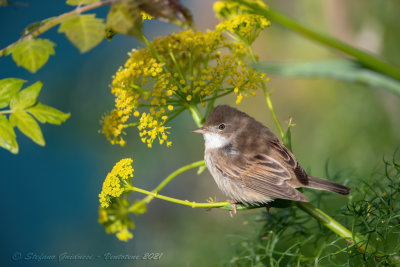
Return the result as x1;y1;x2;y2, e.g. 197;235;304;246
297;203;357;242
188;104;204;127
296;202;388;261
232;0;400;81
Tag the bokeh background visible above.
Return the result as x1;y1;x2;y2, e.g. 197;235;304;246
1;0;399;266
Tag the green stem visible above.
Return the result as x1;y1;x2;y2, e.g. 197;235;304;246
123;122;140;128
263;86;284;138
138;160;204;205
0;0;114;56
128;185;229;208
231;0;400;81
0;110;13;114
139;34;165;65
153;160;205;193
188;104;204;127
296;202;384;257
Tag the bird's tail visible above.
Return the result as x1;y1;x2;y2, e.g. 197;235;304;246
305;176;350;195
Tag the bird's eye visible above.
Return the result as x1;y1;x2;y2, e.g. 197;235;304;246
218;124;225;130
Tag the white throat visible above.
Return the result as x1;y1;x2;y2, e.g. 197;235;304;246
203;133;229;149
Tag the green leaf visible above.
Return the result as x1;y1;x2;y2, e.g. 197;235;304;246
10;38;55;73
10;81;42;110
27;102;70;125
106;0;142;36
253;60;400;97
282;117;294;152
0;114;18;154
66;0;99;5
58;14;105;53
0;78;25;108
10;111;45;146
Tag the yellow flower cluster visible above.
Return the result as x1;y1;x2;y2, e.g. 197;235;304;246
102;15;269;147
141;11;153;21
99;158;134;208
214;0;268;19
217;14;270;45
138;110;171;148
98;201;135;242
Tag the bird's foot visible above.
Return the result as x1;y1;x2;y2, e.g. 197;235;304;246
227;199;238;217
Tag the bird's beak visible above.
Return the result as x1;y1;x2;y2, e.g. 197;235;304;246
192;127;207;134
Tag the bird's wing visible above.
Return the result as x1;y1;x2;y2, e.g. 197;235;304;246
214;146;309;202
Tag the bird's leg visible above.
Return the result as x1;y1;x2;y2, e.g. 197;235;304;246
227;199;238;216
265;203;271;214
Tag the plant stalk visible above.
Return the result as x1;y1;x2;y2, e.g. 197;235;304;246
128;185;229;208
0;0;114;56
232;0;400;81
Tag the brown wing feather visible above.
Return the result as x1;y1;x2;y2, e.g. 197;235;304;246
214;150;309;202
240;154;309;202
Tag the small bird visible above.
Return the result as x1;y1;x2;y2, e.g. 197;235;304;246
193;105;350;214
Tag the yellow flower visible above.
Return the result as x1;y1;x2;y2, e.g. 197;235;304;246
217;14;270;45
214;0;268;20
98;196;136;242
98;207;108;224
116;228;133;242
99;158;134;208
141;12;153;21
103;23;269;148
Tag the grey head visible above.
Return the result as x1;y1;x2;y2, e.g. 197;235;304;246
192;105;278;150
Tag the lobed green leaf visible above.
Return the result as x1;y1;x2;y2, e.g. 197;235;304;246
27;102;70;125
58;14;105;53
0;114;18;154
10;110;45;146
66;0;99;5
10;81;42;110
0;78;25;108
10;38;55;73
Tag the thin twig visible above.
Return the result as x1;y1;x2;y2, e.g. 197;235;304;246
0;0;115;56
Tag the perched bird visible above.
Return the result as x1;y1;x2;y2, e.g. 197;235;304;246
193;105;350;213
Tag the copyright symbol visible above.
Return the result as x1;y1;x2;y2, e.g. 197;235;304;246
12;252;22;261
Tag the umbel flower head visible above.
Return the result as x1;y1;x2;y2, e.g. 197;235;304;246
98;158;136;241
98;199;135;242
99;158;134;208
102;13;270;148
